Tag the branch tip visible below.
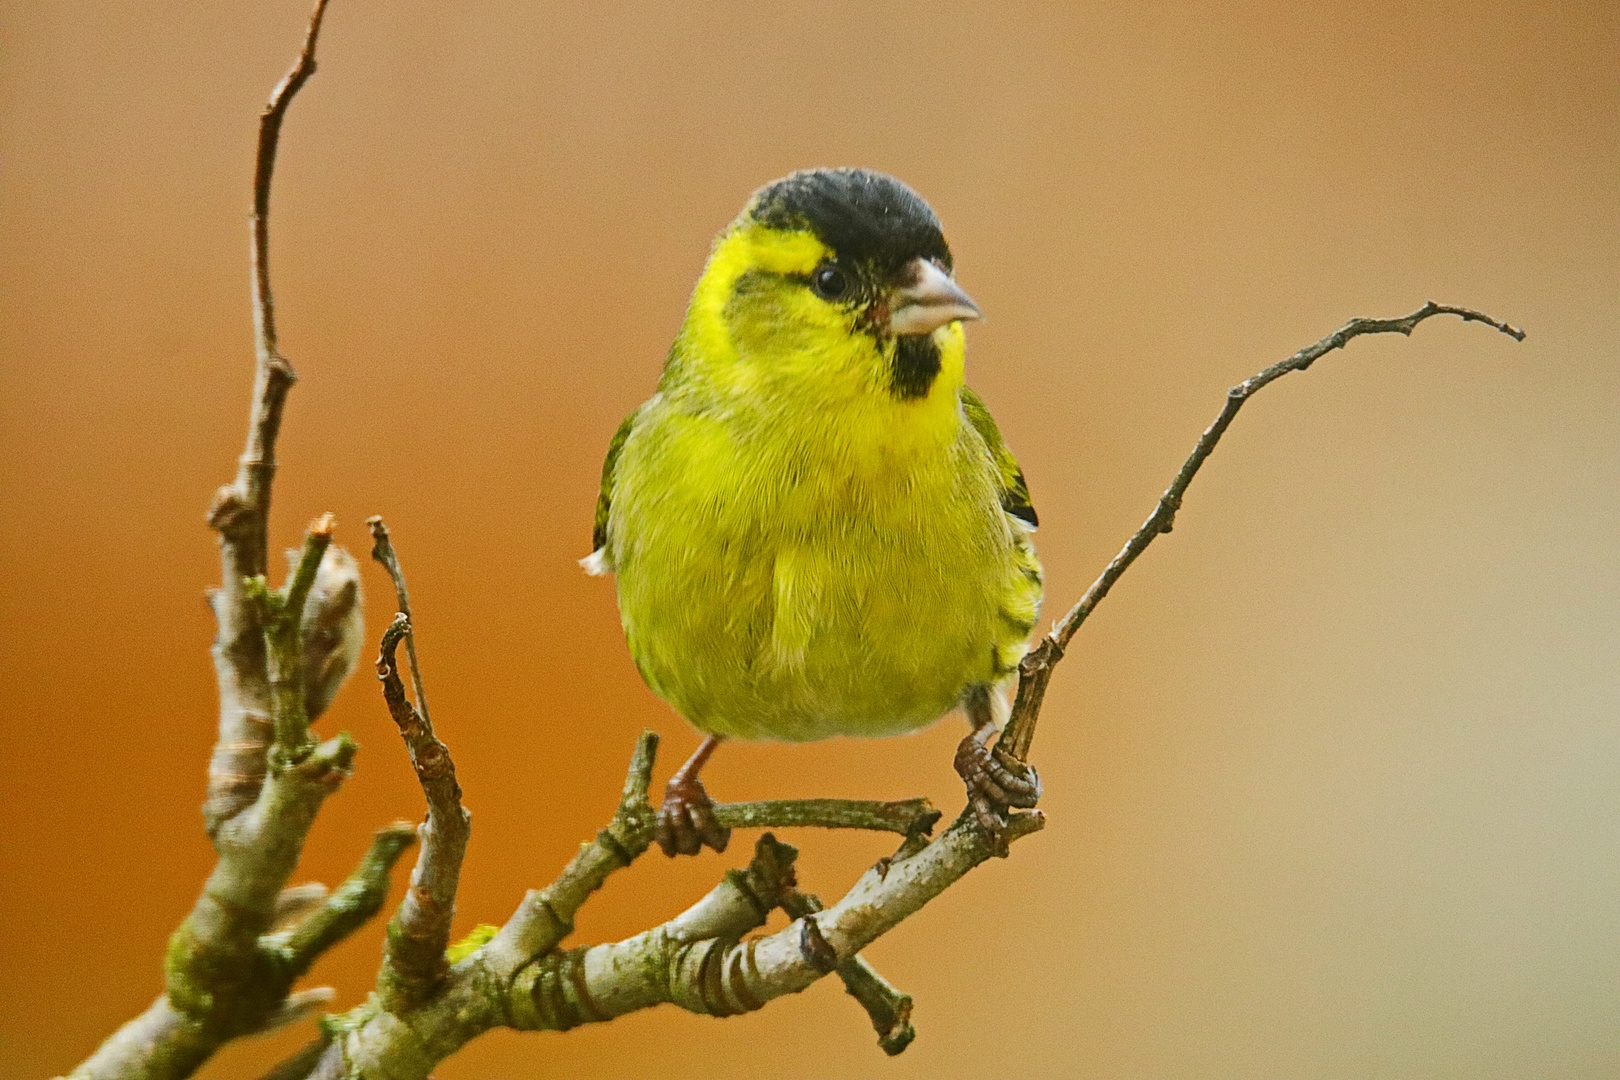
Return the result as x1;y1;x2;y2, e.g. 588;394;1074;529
622;730;659;809
367;517;430;725
996;301;1522;763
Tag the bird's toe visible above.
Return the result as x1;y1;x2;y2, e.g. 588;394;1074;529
954;730;1041;853
656;774;730;857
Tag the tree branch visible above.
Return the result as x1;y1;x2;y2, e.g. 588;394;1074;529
483;731;660;973
203;0;332;835
996;302;1525;763
274;824;418;970
72;517;400;1080
712;797;940;836
780;887;915;1055
67;10;402;1071
374;604;470;1010
367;516;431;725
494;810;1041;1038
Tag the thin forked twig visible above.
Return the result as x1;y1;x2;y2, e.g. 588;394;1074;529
998;301;1525;761
369;515;430;724
376;609;469;1009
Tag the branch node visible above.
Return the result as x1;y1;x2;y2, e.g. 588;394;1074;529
797;916;839;975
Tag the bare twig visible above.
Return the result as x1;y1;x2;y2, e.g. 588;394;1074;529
252;0;330;378
275;823;418;969
271;883;331;931
203;0;333;834
376;613;470;1010
712;797;940;836
246;515;335;761
368;516;430;724
780;887;916;1055
997;302;1525;762
256;989;338;1035
484;731;661;973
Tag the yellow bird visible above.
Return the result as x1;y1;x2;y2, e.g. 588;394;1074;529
584;168;1042;855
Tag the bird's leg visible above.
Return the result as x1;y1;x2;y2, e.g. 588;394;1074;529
954;684;1041;849
656;734;731;857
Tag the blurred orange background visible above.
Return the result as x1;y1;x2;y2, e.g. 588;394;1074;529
3;1;1618;1077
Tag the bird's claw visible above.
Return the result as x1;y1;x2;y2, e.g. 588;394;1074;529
656;773;731;857
954;732;1041;853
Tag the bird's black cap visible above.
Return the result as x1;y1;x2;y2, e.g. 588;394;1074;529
749;168;953;276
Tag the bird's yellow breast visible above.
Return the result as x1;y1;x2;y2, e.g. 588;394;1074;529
605;294;1039;741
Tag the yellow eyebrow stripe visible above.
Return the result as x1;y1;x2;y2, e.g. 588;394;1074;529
708;223;828;288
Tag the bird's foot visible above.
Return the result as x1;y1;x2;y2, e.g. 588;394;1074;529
656;773;731;857
954;731;1041;855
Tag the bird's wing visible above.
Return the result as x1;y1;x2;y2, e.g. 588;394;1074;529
584;406;641;572
961;386;1038;529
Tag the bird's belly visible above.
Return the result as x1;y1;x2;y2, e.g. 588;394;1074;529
615;478;1035;742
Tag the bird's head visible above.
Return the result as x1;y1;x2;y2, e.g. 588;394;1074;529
672;168;980;409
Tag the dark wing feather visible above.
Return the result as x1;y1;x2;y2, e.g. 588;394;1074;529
961;386;1037;529
591;407;640;553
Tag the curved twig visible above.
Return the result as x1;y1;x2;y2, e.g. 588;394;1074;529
376;610;470;1010
368;516;431;725
203;0;332;835
997;302;1525;762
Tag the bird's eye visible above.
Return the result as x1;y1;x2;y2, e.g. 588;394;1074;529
810;262;849;300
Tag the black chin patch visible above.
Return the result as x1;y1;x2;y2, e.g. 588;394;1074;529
892;335;942;400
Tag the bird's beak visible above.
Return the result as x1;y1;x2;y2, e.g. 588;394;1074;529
887;257;982;336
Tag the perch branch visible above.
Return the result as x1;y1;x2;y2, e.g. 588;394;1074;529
712;797;940;836
997;302;1525;762
375;604;470;1010
203;0;332;834
318;728;1029;1080
492;809;1042;1038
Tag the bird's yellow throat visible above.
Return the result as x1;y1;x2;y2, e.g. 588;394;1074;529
672;220;968;473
